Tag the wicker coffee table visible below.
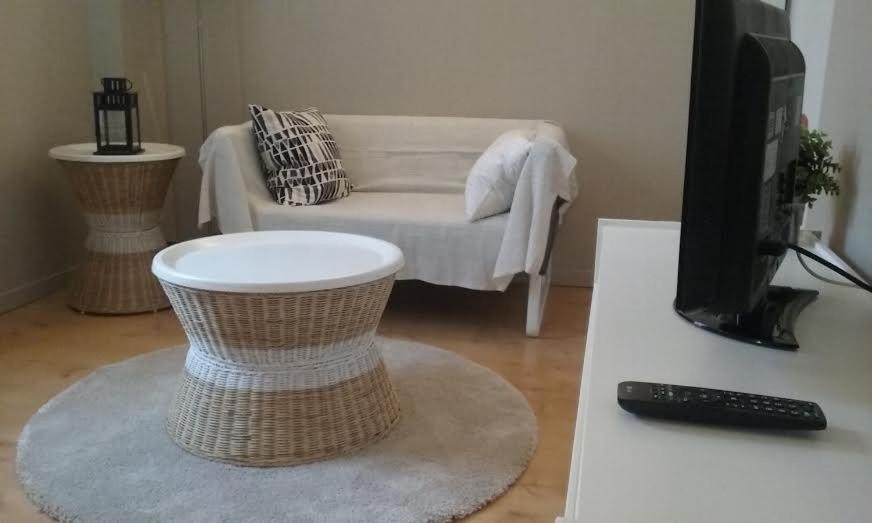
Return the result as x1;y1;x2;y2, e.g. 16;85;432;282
49;143;184;314
152;231;404;466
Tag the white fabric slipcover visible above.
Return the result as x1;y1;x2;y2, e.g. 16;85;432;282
198;115;577;291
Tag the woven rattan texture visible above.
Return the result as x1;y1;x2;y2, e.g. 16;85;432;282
60;159;178;223
58;158;179;314
166;358;400;466
68;250;169;314
160;276;395;357
161;275;400;466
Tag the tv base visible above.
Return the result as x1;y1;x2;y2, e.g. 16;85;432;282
675;286;819;350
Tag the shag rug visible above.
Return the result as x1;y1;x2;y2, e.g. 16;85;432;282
16;338;537;522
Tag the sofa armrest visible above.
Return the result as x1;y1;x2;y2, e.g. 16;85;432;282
535;120;571;151
531;120;577;213
199;123;272;233
494;120;577;283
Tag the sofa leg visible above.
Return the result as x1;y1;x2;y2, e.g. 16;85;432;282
526;268;551;337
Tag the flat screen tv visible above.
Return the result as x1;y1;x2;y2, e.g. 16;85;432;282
675;0;816;349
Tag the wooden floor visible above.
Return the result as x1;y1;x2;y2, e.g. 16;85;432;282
0;281;590;522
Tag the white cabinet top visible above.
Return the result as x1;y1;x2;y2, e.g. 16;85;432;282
560;219;872;523
49;143;185;163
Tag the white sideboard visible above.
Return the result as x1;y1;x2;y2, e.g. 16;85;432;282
558;219;872;523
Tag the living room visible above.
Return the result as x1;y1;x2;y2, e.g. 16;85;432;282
2;1;871;522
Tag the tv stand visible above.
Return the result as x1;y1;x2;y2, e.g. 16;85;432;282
675;286;819;350
558;220;872;523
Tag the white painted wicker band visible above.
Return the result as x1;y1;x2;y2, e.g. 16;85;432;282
186;329;378;364
84;210;163;232
183;341;383;392
86;227;165;254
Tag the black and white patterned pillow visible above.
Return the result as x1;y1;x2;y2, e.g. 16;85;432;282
248;104;351;205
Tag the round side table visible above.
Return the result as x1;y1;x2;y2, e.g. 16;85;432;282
152;231;404;466
49;143;185;314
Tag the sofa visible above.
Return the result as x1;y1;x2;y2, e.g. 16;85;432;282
198;114;577;336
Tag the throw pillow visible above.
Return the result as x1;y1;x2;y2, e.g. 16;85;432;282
464;129;534;221
249;104;351;205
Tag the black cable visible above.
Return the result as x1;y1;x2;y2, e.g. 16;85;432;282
787;243;872;294
795;252;859;288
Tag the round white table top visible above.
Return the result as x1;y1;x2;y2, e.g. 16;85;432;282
152;231;405;293
49;143;185;163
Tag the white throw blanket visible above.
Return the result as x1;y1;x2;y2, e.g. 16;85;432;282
491;136;578;289
197;124;577;291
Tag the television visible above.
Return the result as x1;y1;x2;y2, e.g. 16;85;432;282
675;0;817;349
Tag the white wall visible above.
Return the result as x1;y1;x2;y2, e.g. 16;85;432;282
789;0;835;128
86;0;124;78
162;0;207;241
792;0;872;279
0;1;93;312
167;0;696;286
816;0;872;278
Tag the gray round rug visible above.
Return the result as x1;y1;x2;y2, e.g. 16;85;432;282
16;338;537;523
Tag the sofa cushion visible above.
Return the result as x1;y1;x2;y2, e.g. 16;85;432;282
250;192;510;290
249;105;351;205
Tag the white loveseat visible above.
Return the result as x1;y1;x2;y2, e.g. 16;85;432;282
198;115;577;336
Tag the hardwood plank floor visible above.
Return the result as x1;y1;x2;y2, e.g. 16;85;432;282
0;281;590;522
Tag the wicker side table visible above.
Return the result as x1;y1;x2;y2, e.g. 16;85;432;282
152;231;405;467
50;143;184;314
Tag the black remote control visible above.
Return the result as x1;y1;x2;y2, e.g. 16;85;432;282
617;381;826;430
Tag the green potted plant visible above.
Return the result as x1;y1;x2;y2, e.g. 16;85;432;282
794;127;841;220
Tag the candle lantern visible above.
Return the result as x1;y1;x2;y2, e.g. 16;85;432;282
93;77;142;155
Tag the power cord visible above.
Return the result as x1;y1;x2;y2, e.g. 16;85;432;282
795;253;858;288
787;243;872;294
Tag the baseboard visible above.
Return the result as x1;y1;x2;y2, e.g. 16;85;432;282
0;268;75;314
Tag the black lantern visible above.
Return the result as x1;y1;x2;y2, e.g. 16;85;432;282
93;77;142;155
